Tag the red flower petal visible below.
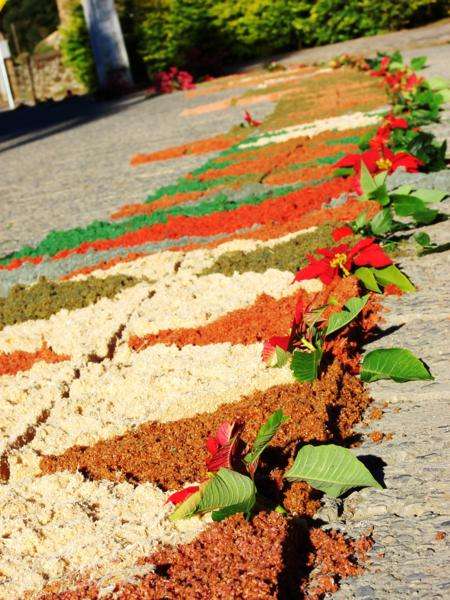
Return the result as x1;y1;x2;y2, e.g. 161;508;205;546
216;421;235;446
353;242;392;268
166;485;199;505
294;259;334;284
262;335;290;366
206;437;219;455
332;226;353;242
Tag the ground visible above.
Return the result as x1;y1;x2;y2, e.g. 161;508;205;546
0;20;449;600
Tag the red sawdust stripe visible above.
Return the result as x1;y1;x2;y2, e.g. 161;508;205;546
0;344;69;377
130;134;242;167
51;179;351;262
176;198;379;252
38;513;372;599
129;292;298;351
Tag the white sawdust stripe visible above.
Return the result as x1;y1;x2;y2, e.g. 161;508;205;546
0;361;75;457
0;282;152;357
70;227;318;282
239;109;383;149
0;472;208;599
11;343;293;479
126;269;321;337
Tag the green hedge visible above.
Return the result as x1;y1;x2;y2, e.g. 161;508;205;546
60;4;97;91
61;0;448;86
138;0;448;74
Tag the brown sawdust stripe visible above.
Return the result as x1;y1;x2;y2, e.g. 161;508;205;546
38;512;373;600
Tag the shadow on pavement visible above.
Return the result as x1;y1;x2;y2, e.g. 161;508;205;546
0;92;147;154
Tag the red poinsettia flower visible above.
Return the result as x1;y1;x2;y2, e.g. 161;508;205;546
332;226;353;242
294;238;392;284
370;114;409;150
244;111;262;127
404;72;423;91
262;335;290;366
336;144;422;176
166;485;199;505
371;56;391;77
206;421;241;472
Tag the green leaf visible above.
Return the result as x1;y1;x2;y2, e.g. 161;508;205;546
197;468;256;519
410;56;427;71
438;89;450;103
169;490;202;521
334;167;354;177
360;161;375;197
291;348;323;382
361;348;434;383
354;267;381;293
414;232;433;248
244;410;289;473
412;188;448;204
326;295;370;336
393;184;413;195
392;194;438;225
353;212;368;231
274;346;290;368
373;265;415;292
285;444;382;498
427;75;449;91
370;208;395;236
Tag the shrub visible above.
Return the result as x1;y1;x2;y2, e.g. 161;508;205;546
293;0;449;46
60;3;97;91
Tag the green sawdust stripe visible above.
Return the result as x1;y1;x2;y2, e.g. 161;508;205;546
0;274;141;330
0;181;317;264
200;224;335;277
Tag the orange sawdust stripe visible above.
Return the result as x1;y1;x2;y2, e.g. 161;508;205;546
129;292;298;352
130;134;243;167
0;344;70;377
110;191;205;220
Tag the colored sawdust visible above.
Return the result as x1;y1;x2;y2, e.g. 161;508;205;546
110;191;205;220
61;253;146;281
0;343;69;376
178;198;379;253
264;164;333;185
129;275;380;374
0;275;140;330
181;86;307;117
129;292;298;351
130;134;242;166
46;179;351;263
38;509;372;600
265;71;386;130
41;360;371;516
201;224;335;277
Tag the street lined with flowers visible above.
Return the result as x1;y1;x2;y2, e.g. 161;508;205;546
0;49;449;599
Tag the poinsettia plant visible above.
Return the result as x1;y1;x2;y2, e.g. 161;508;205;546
263;291;371;382
168;411;382;521
146;67;195;95
243;110;262;127
347;162;447;244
